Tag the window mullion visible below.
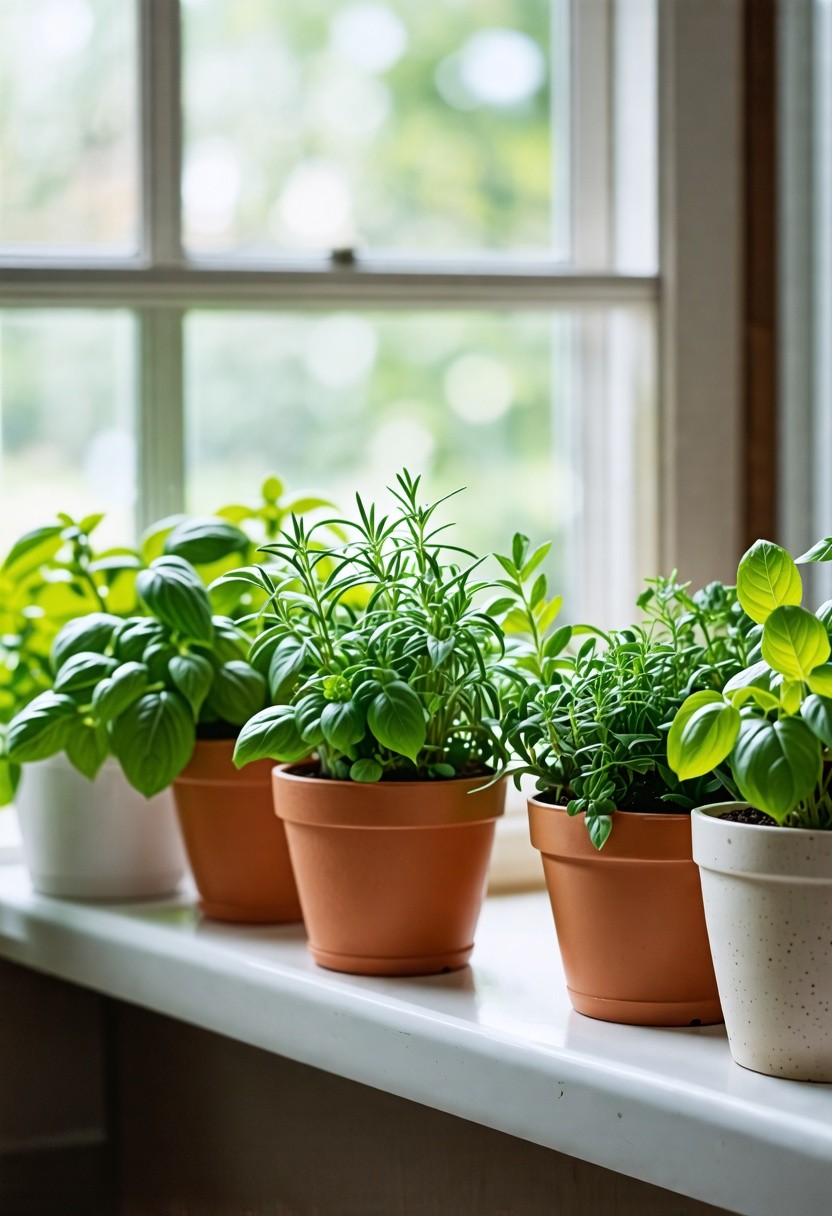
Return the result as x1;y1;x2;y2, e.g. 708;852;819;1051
137;308;185;531
139;0;183;267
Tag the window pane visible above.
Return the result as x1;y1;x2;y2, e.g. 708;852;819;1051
185;309;656;619
0;311;136;548
0;1;139;252
182;0;555;255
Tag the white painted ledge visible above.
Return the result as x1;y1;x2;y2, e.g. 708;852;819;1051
0;865;829;1216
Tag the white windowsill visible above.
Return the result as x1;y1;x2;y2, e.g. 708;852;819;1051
0;866;828;1216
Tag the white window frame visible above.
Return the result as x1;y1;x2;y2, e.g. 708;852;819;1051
0;0;744;608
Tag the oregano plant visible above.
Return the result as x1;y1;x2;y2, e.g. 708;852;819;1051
668;537;832;828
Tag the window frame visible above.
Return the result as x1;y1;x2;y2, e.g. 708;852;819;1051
0;0;743;610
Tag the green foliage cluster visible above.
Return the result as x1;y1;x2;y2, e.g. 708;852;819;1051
504;577;755;848
7;556;266;798
668;538;832;829
230;471;509;781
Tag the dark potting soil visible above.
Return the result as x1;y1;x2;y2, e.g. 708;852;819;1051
718;807;777;826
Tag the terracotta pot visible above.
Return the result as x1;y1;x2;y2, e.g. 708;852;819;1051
173;740;302;924
693;803;832;1081
528;799;721;1026
15;754;186;900
273;764;505;975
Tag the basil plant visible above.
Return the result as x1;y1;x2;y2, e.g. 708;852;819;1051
227;470;510;783
668;538;832;829
7;557;267;798
504;576;755;848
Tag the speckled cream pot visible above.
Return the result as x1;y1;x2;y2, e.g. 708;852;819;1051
692;803;832;1082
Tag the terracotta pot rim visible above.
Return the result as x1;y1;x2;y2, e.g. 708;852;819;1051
527;796;693;824
528;798;694;863
274;761;498;791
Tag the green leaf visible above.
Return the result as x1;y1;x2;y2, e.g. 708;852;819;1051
295;693;325;745
111;691;196;797
233;705;308;767
587;813;612;850
520;541;551;581
208;567;266;614
262;476;284;503
667;691;740;780
54;651;118;695
92;662;150;721
801;694;832;749
501;608;532;634
731;716;821;822
139;514;187;563
2;525;63;577
0;756;20;807
268;636;307;701
7;692;78;762
536;595;563;634
761;605;831;679
737;539;802;624
169;653;213;717
723;659;772;695
796;537;832;563
137;557;214;642
780;679;804;714
483;597;516;618
321;700;366;752
350;758;383;783
113;618;167;662
367;681;426;763
727;685;781;713
282;494;336;515
807;663;832;696
206;661;267;726
51;613;121;670
163;517;250;566
511;533;529;568
544;624;572;657
426;635;454;668
817;600;832;631
65;720;109;780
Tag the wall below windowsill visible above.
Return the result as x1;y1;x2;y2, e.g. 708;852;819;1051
0;866;829;1216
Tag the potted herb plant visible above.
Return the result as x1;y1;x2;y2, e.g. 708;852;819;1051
668;537;832;1080
227;471;509;976
7;553;301;920
504;575;754;1025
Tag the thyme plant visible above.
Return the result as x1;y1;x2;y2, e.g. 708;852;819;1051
504;575;755;847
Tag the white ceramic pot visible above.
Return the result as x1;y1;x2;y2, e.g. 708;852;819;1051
692;803;832;1081
15;754;186;900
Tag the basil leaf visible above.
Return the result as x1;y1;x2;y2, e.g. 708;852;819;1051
65;720;109;781
736;539;802;624
801;693;832;749
92;662;150;721
2;524;64;577
136;556;214;642
51;613;121;670
113;618;167;662
54;651;118;695
321;700;366;752
761;605;831;680
206;661;267;726
367;681;426;763
233;705;308;767
111;691;196;797
731;716;821;823
350;758;383;783
667;691;740;781
163;517;249;566
7;692;79;763
169;653;213;717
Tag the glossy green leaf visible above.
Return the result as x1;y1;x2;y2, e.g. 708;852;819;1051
113;618;167;662
206;661;267;726
65;720;109;780
268;636;307;701
780;679;804;714
727;685;781;713
736;540;802;624
587;813;612;850
367;681;426;763
169;653;213;717
111;691;196;797
137;557;214;643
0;756;20;808
233;705;308;768
54;651;118;695
139;514;187;563
295;693;325;745
7;692;78;763
163;517;249;566
796;537;832;563
321;700;366;752
426;635;454;668
801;694;832;749
807;663;832;696
2;525;63;578
92;662;150;721
731;716;821;822
262;476;284;503
520;541;551;581
350;758;383;782
667;691;740;780
51;613;121;670
761;605;830;679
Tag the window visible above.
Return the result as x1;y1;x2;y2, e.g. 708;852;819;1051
0;2;742;623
